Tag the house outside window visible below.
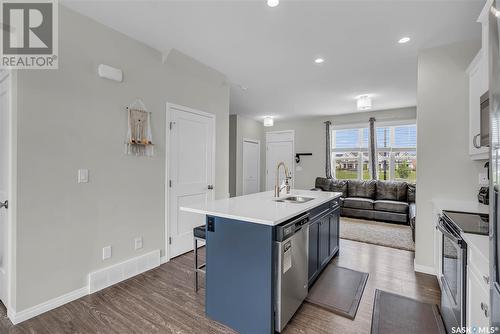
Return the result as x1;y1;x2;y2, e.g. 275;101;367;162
332;127;369;180
332;123;416;182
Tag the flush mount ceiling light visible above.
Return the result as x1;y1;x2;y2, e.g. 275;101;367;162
356;95;372;111
314;58;324;64
398;37;411;44
267;0;279;7
263;116;274;127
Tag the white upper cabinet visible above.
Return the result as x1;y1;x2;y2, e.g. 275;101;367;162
467;1;491;161
468;51;489;160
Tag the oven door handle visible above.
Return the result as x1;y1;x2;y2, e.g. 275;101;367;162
437;217;464;247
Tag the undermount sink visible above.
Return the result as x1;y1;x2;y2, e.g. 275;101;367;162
273;196;314;203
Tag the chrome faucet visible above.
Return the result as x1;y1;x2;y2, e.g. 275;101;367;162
275;161;292;197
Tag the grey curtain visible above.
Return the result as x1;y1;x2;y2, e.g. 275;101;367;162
368;117;377;180
325;121;333;179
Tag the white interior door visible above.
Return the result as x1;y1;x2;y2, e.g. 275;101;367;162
242;139;260;195
0;71;9;305
266;131;294;191
168;104;215;258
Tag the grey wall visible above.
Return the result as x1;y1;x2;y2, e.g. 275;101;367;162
229;115;265;196
14;6;229;312
415;41;483;269
270;107;416;189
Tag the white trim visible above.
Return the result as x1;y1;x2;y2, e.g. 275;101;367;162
10;250;162;325
242;138;261;194
88;250;160;294
9;286;89;325
414;260;436;276
160;256;168;264
1;69;16;317
165;103;216;262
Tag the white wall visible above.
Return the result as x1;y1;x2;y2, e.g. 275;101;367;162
13;6;229;312
415;41;483;269
229;115;265;196
269;107;416;189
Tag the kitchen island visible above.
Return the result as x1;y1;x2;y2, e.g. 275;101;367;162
180;189;342;334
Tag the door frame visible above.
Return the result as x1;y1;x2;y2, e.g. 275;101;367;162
164;102;216;262
0;69;15;316
242;138;260;195
265;130;295;190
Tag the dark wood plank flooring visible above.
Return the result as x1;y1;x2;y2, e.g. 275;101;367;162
0;239;440;334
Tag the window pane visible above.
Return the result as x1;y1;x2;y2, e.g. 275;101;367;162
376;127;390;149
361;128;369;148
362;152;370;180
377;151;390;181
334;129;359;149
394;151;416;182
334;152;358;180
394;125;416;148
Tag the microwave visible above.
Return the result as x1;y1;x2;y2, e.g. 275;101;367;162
479;91;490;148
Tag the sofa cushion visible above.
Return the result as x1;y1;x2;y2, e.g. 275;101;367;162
347;180;376;199
374;200;409;214
376;181;408;202
343;197;374;210
407;183;416;203
314;177;348;197
331;179;348;197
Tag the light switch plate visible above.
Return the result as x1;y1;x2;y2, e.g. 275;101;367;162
102;246;111;260
78;169;89;183
479;173;489;186
134;237;143;250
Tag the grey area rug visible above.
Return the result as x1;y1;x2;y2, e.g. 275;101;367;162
340;217;415;251
306;265;369;319
371;290;446;334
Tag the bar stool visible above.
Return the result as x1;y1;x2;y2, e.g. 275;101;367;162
193;225;206;292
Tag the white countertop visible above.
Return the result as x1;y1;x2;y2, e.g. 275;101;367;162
180;189;342;226
432;199;489;216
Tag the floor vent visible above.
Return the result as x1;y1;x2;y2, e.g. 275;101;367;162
89;250;161;294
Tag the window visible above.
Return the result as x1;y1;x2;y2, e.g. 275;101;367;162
332;128;369;180
332;123;416;182
376;124;417;182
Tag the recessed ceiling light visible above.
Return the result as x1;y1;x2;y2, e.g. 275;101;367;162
356;95;372;111
314;58;325;64
398;37;411;44
267;0;279;7
263;116;274;127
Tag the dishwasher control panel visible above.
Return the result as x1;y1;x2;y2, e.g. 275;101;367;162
275;214;309;241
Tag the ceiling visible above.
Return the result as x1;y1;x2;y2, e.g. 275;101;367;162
63;0;484;121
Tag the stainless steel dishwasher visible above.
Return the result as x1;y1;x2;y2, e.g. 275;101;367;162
274;213;309;332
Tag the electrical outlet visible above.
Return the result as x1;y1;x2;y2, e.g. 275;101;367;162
479;173;489;186
134;237;143;250
102;246;111;260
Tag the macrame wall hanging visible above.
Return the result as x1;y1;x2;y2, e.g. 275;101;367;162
125;99;154;157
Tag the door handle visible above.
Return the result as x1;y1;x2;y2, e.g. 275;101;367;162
473;134;481;149
208;185;214;190
0;200;7;209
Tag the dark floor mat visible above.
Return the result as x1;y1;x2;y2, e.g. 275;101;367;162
371;289;446;334
305;265;368;319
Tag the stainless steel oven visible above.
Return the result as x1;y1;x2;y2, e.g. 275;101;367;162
437;214;467;332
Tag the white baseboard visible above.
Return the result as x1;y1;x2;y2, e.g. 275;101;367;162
10;249;161;325
9;286;88;325
160;255;168;264
89;250;160;294
414;259;436;275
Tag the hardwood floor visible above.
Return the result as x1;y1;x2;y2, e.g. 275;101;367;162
0;239;440;334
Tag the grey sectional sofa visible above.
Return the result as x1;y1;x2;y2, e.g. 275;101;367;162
313;177;416;240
